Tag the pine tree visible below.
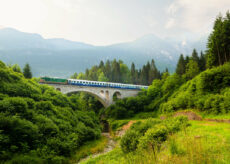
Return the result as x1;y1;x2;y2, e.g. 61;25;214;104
99;60;104;68
148;59;159;85
111;60;121;82
165;68;169;73
23;63;32;79
199;51;206;71
185;56;190;66
176;54;186;75
206;13;227;68
131;62;136;84
105;60;111;80
192;49;199;63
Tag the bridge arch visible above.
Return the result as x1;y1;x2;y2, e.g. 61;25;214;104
66;90;108;108
45;84;140;108
113;91;121;101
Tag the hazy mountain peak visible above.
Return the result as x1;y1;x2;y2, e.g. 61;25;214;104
134;34;161;42
0;27;207;77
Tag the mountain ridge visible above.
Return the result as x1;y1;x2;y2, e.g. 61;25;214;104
0;27;207;77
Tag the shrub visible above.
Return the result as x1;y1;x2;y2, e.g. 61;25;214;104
0;97;28;115
120;130;140;153
8;155;44;164
130;119;161;135
138;125;168;150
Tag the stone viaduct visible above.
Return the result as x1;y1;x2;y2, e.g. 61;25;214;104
47;84;140;108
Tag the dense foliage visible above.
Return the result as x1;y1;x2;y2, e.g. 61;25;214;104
161;63;230;114
0;60;101;163
120;117;189;154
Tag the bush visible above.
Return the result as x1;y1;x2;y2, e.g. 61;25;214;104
130;119;161;135
120;130;140;153
0;115;39;153
138;125;168;150
7;155;44;164
0;97;28;116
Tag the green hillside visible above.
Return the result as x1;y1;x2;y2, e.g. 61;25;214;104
0;61;101;163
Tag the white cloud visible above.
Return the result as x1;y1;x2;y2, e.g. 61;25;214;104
165;18;175;29
182;40;187;46
166;0;230;33
167;3;178;15
0;0;229;45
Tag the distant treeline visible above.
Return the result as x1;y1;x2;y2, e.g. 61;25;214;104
70;59;163;86
70;49;205;86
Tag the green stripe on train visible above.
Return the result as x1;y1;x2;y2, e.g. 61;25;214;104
41;77;67;83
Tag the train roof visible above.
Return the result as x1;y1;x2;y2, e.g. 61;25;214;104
68;78;148;87
41;77;148;87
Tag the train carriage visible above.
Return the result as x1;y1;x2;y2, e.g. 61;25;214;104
41;77;148;90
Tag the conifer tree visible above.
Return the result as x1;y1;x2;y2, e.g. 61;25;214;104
176;54;186;75
131;62;136;84
199;51;206;71
23;63;32;79
192;49;199;64
99;60;104;68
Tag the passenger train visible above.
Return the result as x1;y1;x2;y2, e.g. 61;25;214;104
40;77;148;90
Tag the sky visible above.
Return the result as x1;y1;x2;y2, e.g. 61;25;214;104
0;0;229;46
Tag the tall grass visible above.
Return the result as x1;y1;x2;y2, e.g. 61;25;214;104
70;136;108;163
82;121;230;164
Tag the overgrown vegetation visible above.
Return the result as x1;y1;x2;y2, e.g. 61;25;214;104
70;136;108;163
82;120;230;164
120;117;188;154
0;61;101;163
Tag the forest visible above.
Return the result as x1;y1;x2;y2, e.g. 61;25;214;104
0;11;230;164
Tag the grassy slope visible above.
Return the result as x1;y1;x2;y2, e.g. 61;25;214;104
81;120;230;164
70;136;108;163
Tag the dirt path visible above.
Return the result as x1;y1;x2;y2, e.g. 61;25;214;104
78;121;135;163
116;120;136;137
171;111;230;123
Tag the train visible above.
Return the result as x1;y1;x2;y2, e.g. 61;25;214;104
40;77;148;90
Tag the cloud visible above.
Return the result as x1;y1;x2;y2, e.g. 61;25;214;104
0;0;229;45
165;18;175;29
166;0;230;34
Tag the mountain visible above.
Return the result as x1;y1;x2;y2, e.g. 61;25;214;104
0;28;93;50
0;28;207;77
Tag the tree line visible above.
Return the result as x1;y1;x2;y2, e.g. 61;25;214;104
174;11;230;80
71;59;165;86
